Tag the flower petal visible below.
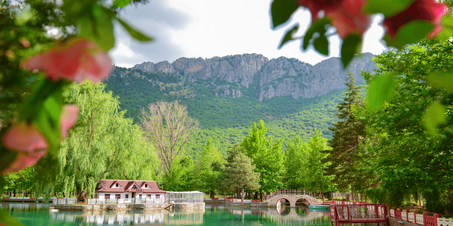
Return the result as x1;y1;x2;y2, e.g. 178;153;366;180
61;105;79;139
22;38;113;83
3;123;48;153
1;150;46;175
383;0;449;38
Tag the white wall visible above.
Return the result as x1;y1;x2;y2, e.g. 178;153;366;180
97;193;131;199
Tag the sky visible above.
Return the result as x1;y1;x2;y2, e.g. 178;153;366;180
110;0;388;68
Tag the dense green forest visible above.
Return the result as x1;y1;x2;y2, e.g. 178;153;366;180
104;67;350;157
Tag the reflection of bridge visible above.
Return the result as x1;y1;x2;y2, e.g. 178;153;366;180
265;209;331;224
224;205;330;226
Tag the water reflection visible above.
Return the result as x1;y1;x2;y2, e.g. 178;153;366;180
1;202;49;211
223;205;330;226
49;210;205;225
2;202;330;226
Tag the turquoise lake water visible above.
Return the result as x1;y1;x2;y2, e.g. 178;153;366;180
1;202;331;226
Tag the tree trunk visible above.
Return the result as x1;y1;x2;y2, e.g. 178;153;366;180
76;188;87;203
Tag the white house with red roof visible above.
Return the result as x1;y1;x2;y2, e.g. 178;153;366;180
95;179;166;203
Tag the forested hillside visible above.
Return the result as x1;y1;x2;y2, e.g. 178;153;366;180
104;54;375;157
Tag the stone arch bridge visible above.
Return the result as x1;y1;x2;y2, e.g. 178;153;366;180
266;194;322;207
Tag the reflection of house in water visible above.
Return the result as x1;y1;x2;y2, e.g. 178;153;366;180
49;210;204;225
1;203;49;211
50;211;165;225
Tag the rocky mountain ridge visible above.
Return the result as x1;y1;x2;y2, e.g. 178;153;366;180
123;53;376;101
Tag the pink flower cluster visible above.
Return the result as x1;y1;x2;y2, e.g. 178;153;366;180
298;0;448;39
2;38;112;175
23;38;113;82
2;106;79;174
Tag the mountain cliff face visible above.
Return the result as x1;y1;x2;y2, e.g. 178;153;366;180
129;53;376;101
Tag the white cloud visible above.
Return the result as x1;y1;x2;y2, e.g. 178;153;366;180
111;0;388;67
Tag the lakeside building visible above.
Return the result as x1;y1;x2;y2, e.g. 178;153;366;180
94;179;166;202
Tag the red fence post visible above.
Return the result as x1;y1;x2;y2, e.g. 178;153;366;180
434;214;439;226
407;209;409;221
414;211;417;224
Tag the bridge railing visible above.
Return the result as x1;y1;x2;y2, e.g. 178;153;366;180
265;189;313;200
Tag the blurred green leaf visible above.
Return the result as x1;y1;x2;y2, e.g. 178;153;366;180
436;15;453;41
314;34;329;55
115;17;154;42
34;93;63;154
271;0;298;28
383;21;434;49
362;0;415;17
279;24;299;49
428;72;453;92
113;0;130;8
302;17;330;50
0;147;17;176
77;6;115;51
19;79;65;123
0;176;4;194
0;210;24;226
367;73;396;110
341;34;362;68
422;101;446;137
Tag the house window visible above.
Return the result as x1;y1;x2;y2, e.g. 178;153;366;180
105;194;110;199
125;194;129;199
145;184;148;188
139;194;142;198
156;194;160;198
95;194;98;199
147;194;151;198
115;183;119;187
115;194;121;199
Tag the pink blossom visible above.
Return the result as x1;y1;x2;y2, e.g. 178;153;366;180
1;150;46;175
2;105;79;174
326;0;371;38
298;0;344;20
383;0;449;38
23;38;113;82
298;0;371;39
61;105;79;139
3;123;48;153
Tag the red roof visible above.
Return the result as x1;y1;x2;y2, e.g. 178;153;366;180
95;180;166;193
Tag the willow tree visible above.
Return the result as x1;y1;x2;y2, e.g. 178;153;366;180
35;82;157;202
141;101;199;178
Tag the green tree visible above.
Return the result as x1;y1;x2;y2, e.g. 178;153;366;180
222;147;261;199
326;71;366;194
240;120;285;198
283;136;309;189
305;129;333;199
194;137;224;197
34;82;158;202
361;39;453;212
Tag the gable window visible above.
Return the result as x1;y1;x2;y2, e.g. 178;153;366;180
116;183;119;187
144;184;148;188
105;194;110;199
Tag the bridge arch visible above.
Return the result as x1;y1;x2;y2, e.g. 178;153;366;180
266;195;322;207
